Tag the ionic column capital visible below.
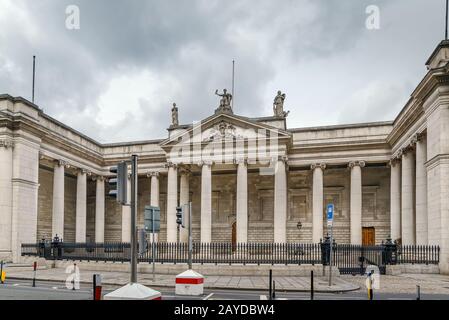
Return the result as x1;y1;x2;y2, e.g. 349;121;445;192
146;171;160;178
55;159;70;168
76;168;91;176
197;160;213;167
92;175;105;182
178;166;191;176
165;161;178;169
310;163;326;171
234;158;247;165
0;138;14;149
348;160;365;169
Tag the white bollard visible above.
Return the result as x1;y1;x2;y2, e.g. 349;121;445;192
104;283;161;300
175;269;204;296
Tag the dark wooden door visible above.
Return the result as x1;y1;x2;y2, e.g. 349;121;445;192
362;227;375;245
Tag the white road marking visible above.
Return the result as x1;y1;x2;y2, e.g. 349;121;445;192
13;284;19;287
260;295;268;300
52;287;58;290
203;293;214;300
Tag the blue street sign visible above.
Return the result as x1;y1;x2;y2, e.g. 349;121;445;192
327;204;334;226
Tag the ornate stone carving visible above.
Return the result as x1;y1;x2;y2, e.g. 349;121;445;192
0;139;14;149
205;121;240;141
310;163;326;170
348;160;366;169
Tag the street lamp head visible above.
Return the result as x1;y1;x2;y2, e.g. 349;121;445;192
296;221;302;230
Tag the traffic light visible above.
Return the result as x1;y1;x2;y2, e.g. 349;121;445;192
176;206;183;226
144;206;160;232
108;161;128;205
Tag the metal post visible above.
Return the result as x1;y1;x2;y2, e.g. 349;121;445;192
93;274;96;300
152;207;155;282
72;263;76;290
272;280;276;300
269;269;272;300
446;0;448;40
0;261;3;284
310;270;314;300
328;228;333;286
32;55;36;103
416;285;421;300
130;155;138;284
188;201;193;270
32;261;37;287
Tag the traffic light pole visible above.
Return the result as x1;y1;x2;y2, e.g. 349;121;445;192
188;201;192;270
130;155;138;284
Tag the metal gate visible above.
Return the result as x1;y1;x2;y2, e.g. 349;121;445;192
333;244;388;275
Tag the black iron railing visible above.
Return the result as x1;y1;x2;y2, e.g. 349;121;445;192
21;239;440;272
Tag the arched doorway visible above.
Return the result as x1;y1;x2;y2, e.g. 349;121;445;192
231;222;237;251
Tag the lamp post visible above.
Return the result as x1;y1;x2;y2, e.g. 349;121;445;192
296;221;302;230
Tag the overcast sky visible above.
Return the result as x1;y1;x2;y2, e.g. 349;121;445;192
0;0;446;143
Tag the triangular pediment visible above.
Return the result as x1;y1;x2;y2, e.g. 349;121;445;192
160;112;291;149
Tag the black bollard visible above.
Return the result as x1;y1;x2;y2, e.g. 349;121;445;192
32;261;37;287
272;280;276;300
416;285;421;300
269;269;272;300
311;270;314;300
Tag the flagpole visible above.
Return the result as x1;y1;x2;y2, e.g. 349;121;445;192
444;0;449;40
32;55;36;103
231;60;235;111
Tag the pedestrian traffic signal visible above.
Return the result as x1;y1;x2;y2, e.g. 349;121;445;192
108;161;128;205
176;206;183;226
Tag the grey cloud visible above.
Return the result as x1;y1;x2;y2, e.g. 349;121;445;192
0;0;446;142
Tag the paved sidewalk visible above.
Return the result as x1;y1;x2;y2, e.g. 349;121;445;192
342;273;449;295
4;267;358;293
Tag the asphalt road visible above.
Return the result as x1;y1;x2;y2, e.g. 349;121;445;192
1;279;448;300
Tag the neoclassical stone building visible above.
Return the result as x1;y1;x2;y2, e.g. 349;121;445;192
1;40;449;273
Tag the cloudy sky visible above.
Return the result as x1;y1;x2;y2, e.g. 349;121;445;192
0;0;446;143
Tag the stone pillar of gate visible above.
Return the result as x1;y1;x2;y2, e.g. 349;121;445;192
349;160;365;245
94;176;105;243
274;156;287;243
389;158;401;242
52;160;66;239
235;158;248;244
311;163;326;243
199;161;212;243
401;145;416;245
179;167;190;243
166;162;178;243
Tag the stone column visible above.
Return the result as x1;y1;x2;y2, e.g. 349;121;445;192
166;163;178;243
179;168;190;243
75;169;87;242
0;139;13;257
148;172;159;242
121;176;131;242
401;146;416;245
389;158;401;242
349;161;365;245
95;176;105;243
236;158;248;244
52;160;66;239
274;157;287;243
415;134;428;245
311;163;326;243
200;161;212;243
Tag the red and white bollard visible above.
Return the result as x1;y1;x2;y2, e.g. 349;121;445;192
175;270;204;296
93;274;102;300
